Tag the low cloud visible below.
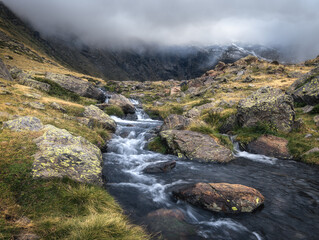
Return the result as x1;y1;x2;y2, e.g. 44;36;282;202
3;0;319;61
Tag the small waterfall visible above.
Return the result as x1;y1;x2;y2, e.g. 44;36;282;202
231;136;277;165
102;96;319;240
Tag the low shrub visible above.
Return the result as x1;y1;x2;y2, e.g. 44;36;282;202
33;77;81;102
104;105;124;118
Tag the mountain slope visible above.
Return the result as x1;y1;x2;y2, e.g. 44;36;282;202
1;2;280;81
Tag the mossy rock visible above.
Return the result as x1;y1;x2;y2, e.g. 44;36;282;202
32;125;103;185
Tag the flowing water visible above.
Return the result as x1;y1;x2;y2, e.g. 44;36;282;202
103;101;319;240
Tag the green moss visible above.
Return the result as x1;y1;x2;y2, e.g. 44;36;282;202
234;122;278;145
148;136;168;154
144;109;162;120
104;105;124;118
181;84;188;92
189;125;233;150
294;101;307;108
310;104;319;114
33;77;81;102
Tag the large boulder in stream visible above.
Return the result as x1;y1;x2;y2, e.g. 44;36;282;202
45;72;106;101
32;125;103;185
108;94;135;114
145;209;197;239
143;161;176;173
246;135;291;159
237;86;295;132
83;105;116;132
159;130;234;163
173;183;265;213
287;67;319;105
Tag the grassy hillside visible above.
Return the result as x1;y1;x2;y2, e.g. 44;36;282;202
0;4;151;238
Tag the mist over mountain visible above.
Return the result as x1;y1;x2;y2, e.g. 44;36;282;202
2;0;319;81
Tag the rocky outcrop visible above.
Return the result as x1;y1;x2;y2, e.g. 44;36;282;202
83;105;116;132
173;183;264;213
288;67;319;105
143;161;176;173
2;116;43;132
161;114;192;131
108;94;135;114
50;102;66;112
314;115;319;127
45;72;105;101
32;125;103;185
0;58;13;81
9;67;51;92
24;101;45;110
247;135;291;159
237;87;295;132
184;102;217;118
159;130;234;163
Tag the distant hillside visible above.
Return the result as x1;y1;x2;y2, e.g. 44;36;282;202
1;2;279;81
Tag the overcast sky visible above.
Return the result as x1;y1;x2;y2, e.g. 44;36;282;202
3;0;319;60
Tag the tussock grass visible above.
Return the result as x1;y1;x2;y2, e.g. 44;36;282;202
188;124;233;150
0;125;149;240
104;105;124;118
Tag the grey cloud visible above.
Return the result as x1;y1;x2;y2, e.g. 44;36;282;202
3;0;319;61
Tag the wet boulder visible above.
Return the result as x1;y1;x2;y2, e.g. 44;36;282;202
173;183;264;213
237;86;295;132
246;135;291;159
2;116;43;132
143;161;176;173
160;114;192;131
46;72;105;101
159;130;234;163
83;105;116;132
145;209;197;240
32;125;103;185
287;67;319;105
108;94;135;114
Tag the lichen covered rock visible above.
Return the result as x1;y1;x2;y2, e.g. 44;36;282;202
237;87;295;132
83;105;116;132
2;116;43;132
32;125;103;185
46;72;105;101
288;67;319;105
160;114;192;131
159;130;233;163
173;183;265;213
